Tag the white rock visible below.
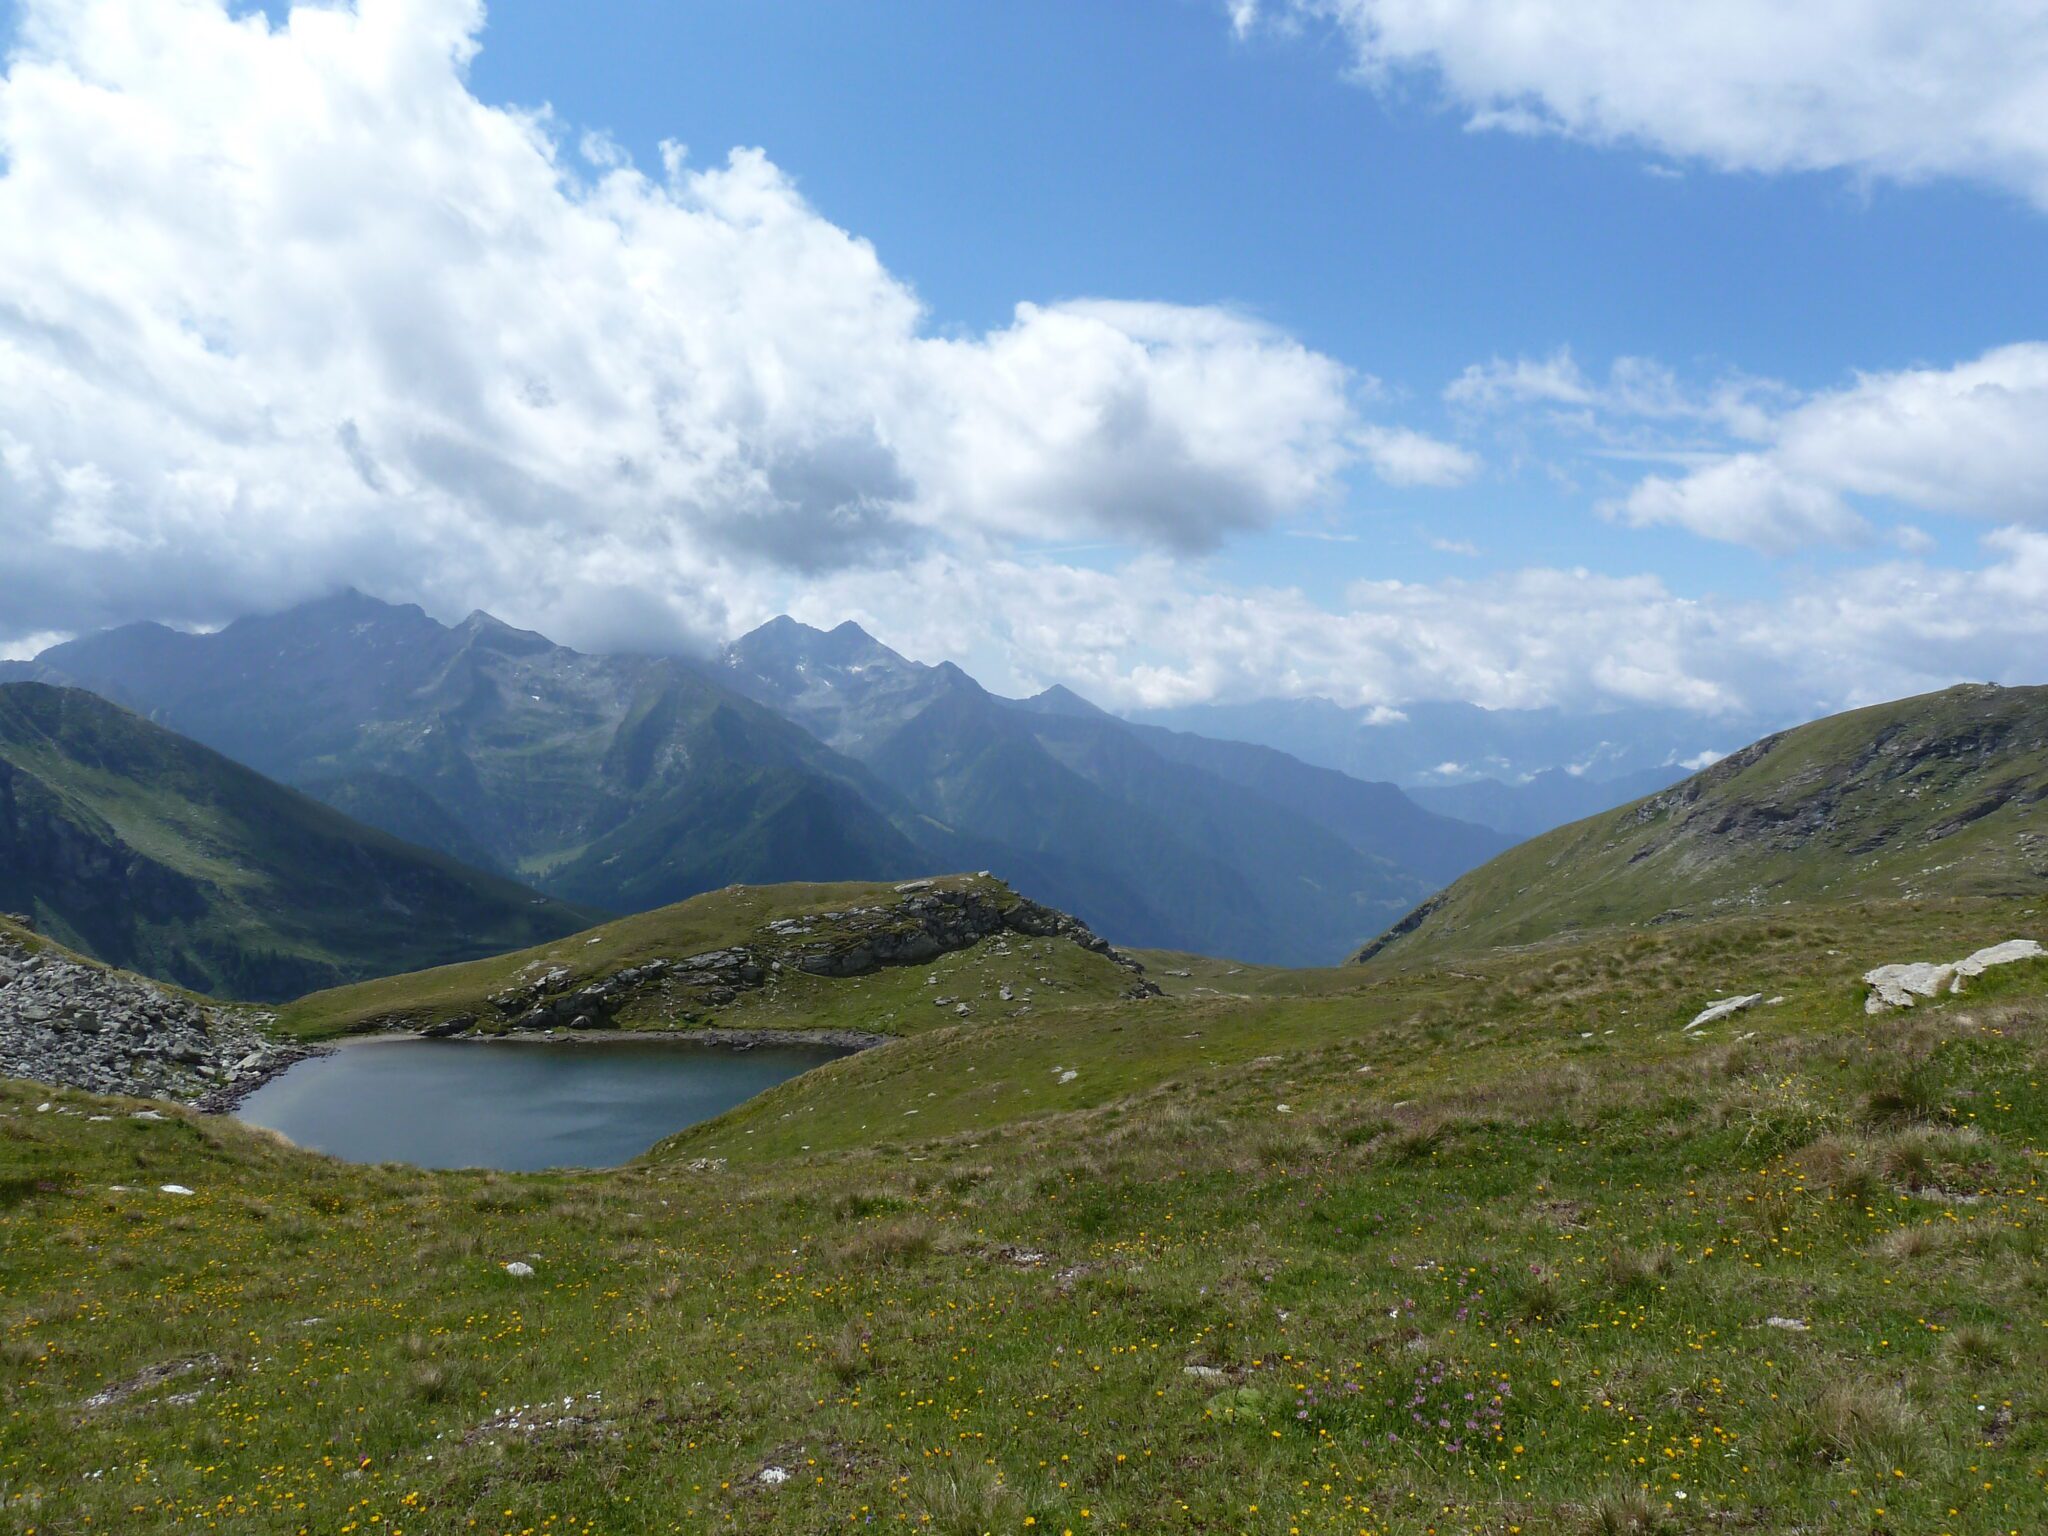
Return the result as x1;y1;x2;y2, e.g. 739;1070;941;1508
1182;1364;1230;1385
1686;994;1764;1030
1953;938;2045;983
1764;1316;1809;1331
1057;1069;1077;1084
1863;962;1955;1013
503;1261;535;1278
1865;939;2042;1012
159;1184;194;1196
758;1467;791;1486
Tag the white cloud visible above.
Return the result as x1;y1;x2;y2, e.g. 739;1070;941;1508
1245;1;2048;208
783;524;2048;719
1614;344;2048;550
1448;348;1791;438
1446;348;1597;411
0;0;1445;648
0;630;68;662
1354;423;1479;487
1617;457;1869;552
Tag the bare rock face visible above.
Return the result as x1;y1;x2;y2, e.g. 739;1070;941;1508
1864;939;2044;1013
0;931;293;1102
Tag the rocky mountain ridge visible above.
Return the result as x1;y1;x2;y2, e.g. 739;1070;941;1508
719;616;1506;963
12;591;927;918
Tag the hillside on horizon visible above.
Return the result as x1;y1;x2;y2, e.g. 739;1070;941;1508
0;682;593;998
1358;681;2048;966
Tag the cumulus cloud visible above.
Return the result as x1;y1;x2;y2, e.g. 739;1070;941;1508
1617;457;1869;552
789;525;2048;717
0;0;1463;649
1239;1;2048;208
1615;344;2048;549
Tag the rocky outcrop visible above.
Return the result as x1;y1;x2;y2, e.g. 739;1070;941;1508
461;882;1156;1036
785;885;1148;984
1350;893;1447;965
1864;939;2044;1013
0;929;301;1102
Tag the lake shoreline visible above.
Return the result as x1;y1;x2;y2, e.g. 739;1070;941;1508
364;1023;898;1052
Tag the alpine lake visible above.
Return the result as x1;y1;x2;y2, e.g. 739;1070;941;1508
234;1036;853;1170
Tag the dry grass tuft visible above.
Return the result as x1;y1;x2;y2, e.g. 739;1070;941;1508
1811;1379;1923;1472
832;1215;941;1269
1576;1488;1678;1534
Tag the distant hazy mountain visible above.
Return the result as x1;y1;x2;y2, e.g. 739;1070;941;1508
1407;764;1691;839
15;591;927;913
1129;696;1773;790
1358;683;2048;966
719;618;1512;964
0;683;592;999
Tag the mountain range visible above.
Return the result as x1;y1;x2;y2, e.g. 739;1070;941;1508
0;682;592;998
9;592;1514;967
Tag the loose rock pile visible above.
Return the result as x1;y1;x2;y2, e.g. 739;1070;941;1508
0;927;293;1102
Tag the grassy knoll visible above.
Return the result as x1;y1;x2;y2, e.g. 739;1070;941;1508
2;897;2045;1533
274;875;1140;1041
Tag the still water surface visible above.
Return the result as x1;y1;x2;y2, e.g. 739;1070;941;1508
235;1037;849;1170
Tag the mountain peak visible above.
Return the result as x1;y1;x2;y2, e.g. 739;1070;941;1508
455;609;554;656
1019;683;1108;719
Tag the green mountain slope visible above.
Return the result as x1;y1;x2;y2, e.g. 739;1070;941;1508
1357;681;2048;964
18;592;928;912
0;683;594;999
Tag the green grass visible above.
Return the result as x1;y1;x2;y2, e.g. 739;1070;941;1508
3;894;2044;1533
1366;682;2048;966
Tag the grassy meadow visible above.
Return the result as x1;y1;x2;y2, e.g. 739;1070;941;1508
1;896;2044;1533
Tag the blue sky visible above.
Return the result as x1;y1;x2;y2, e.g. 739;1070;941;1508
452;0;2048;598
2;0;2046;714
